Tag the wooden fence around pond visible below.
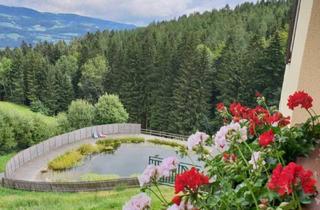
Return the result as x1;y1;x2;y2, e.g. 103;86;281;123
1;123;194;192
4;123;141;179
1;177;139;192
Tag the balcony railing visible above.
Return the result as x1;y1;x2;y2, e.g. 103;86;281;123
148;156;201;186
141;129;188;141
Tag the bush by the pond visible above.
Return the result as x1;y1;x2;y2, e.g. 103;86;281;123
94;93;129;125
48;144;103;170
56;112;72;133
48;150;83;170
97;137;145;146
66;99;94;129
147;138;186;149
80;173;120;181
77;143;103;155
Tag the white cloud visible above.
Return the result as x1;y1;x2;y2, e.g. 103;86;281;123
0;0;257;26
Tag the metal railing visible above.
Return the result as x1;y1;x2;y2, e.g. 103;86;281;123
148;156;201;186
141;129;188;141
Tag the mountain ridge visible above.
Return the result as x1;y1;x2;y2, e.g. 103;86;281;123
0;4;136;48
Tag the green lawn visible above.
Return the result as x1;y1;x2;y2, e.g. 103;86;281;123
0;153;16;172
0;101;57;126
0;186;173;210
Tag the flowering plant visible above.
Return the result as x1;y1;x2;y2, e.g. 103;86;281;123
124;91;319;210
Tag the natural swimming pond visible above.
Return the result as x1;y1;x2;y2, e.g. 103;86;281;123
38;142;200;182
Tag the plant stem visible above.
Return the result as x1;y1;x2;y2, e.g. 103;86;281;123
147;187;167;205
236;145;250;168
293;191;302;210
154;182;169;205
246;181;259;210
306;109;315;132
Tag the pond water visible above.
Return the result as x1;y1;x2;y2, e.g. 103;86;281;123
38;142;201;182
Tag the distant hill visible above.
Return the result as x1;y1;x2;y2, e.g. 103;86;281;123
0;5;136;48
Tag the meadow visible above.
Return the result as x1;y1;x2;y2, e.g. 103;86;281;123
0;186;173;210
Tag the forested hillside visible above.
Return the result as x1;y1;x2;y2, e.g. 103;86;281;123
0;0;293;135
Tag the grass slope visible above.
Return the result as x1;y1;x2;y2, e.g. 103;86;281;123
0;101;57;126
0;153;15;172
0;186;173;210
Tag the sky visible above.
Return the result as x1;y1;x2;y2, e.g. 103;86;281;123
0;0;258;26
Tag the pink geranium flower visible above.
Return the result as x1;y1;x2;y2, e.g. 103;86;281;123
123;193;151;210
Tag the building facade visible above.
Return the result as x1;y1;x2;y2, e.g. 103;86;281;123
279;0;320;124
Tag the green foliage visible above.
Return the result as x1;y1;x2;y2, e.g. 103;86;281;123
94;93;129;124
0;57;12;100
48;150;83;170
66;99;94;129
0;102;59;152
79;173;120;181
0;186;173;210
142;96;318;210
0;0;292;134
78;55;109;102
0;153;16;172
96;137;145;146
147;138;186;150
56;112;72;133
0;113;16;154
77;143;103;155
30;100;50;115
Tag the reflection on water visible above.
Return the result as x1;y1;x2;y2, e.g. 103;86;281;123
38;142;200;182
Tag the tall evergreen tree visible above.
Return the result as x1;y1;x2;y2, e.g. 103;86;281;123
258;31;286;105
78;55;109;102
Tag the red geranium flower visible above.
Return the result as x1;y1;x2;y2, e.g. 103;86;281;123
266;112;290;127
174;167;209;194
268;162;317;196
287;91;313;110
259;130;275;147
229;102;249;122
216;103;225;112
171;195;181;205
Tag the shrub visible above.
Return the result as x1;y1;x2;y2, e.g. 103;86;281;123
48;150;83;170
56;112;72;133
94;93;129;124
80;173;120;181
97;137;145;146
30;100;50;115
0;102;60;153
67;99;94;129
0;111;16;154
77;143;103;155
10;114;35;149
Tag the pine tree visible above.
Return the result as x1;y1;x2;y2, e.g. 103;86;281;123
257;31;286;105
78;55;109;102
7;49;24;104
214;35;246;105
22;51;38;105
149;35;176;131
169;32;212;134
